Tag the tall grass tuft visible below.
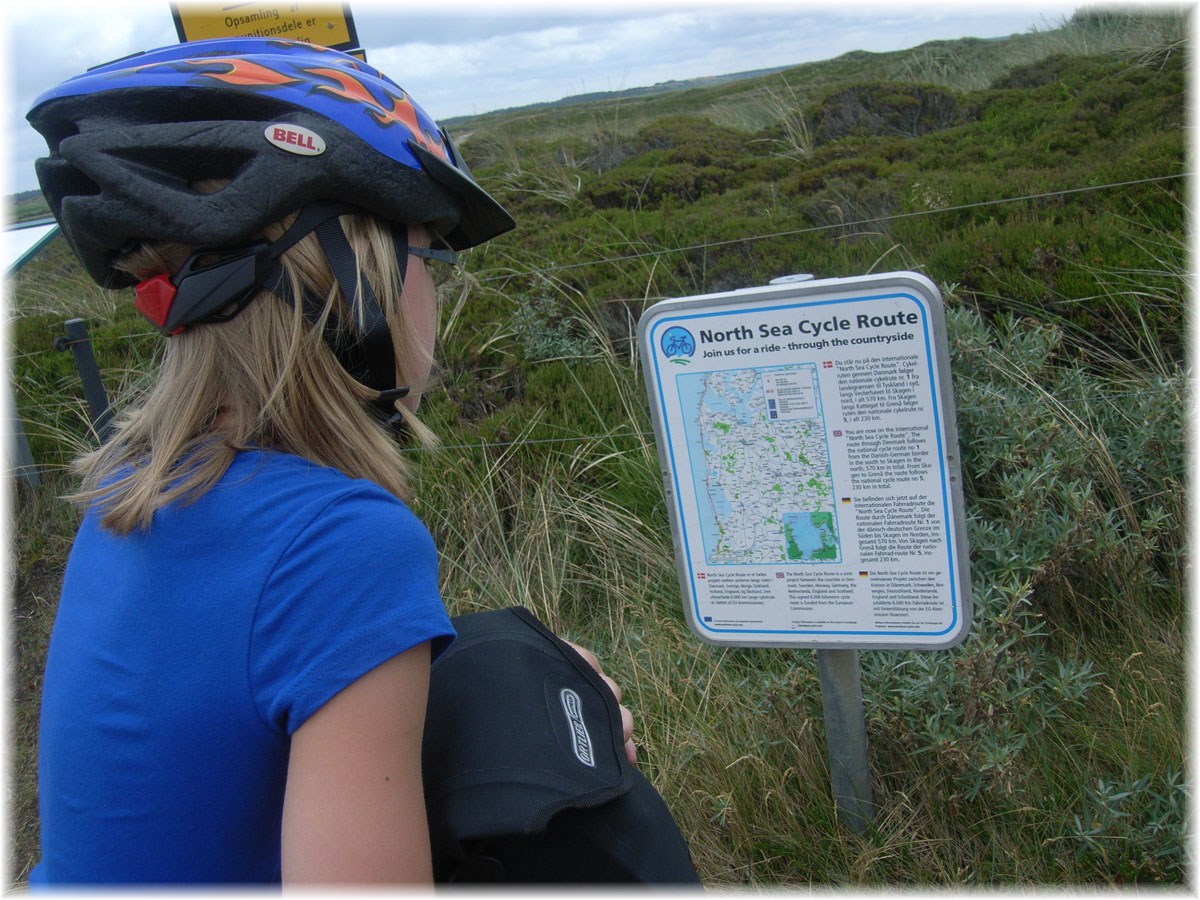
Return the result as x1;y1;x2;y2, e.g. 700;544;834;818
752;78;816;160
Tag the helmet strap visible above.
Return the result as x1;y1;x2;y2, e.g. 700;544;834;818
137;199;412;425
311;216;400;395
263;204;412;417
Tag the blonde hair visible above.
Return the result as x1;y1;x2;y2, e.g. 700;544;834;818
71;208;436;536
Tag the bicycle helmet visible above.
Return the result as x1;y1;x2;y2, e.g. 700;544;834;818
28;37;514;287
27;38;516;407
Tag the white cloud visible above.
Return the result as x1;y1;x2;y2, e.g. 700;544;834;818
9;2;1081;192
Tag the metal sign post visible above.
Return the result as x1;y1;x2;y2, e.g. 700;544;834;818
55;319;113;442
817;649;873;833
637;271;972;831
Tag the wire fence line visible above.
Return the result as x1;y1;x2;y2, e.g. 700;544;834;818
9;170;1187;365
470;172;1189;286
19;380;1185;466
414;383;1187;455
10;170;1187;469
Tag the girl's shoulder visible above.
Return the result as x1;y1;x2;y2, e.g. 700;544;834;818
213;448;423;538
226;448;399;500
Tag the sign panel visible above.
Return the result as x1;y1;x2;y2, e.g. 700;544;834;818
638;272;971;649
172;2;359;51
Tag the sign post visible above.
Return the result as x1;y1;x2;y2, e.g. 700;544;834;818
817;648;872;833
638;271;971;831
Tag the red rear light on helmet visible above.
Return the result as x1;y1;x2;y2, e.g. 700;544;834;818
134;274;184;334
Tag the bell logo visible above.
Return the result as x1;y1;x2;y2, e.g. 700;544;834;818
265;123;326;156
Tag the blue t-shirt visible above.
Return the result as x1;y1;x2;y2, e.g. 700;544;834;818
32;450;454;885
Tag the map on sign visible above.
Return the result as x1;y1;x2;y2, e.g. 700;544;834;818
638;272;972;650
679;365;840;565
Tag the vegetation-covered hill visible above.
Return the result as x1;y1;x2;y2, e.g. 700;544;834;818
10;8;1188;887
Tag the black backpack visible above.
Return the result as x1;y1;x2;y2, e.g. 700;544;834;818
422;606;701;884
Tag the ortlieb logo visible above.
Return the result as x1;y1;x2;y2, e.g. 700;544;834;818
265;124;326;156
559;688;595;767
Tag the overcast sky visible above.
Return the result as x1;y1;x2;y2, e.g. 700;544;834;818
7;1;1082;195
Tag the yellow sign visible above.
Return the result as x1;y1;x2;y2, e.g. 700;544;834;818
171;2;359;52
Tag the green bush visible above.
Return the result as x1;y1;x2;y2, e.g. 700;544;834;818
812;82;974;143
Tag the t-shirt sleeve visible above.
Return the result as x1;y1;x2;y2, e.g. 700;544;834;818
248;486;454;735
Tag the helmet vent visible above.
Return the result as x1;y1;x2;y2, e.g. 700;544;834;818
108;144;258;192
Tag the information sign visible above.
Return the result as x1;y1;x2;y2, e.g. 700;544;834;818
172;2;359;51
639;272;971;649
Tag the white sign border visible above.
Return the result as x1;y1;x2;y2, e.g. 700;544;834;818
638;271;972;651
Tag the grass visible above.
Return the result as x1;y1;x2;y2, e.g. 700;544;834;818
10;472;77;884
410;311;1187;884
8;7;1189;888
